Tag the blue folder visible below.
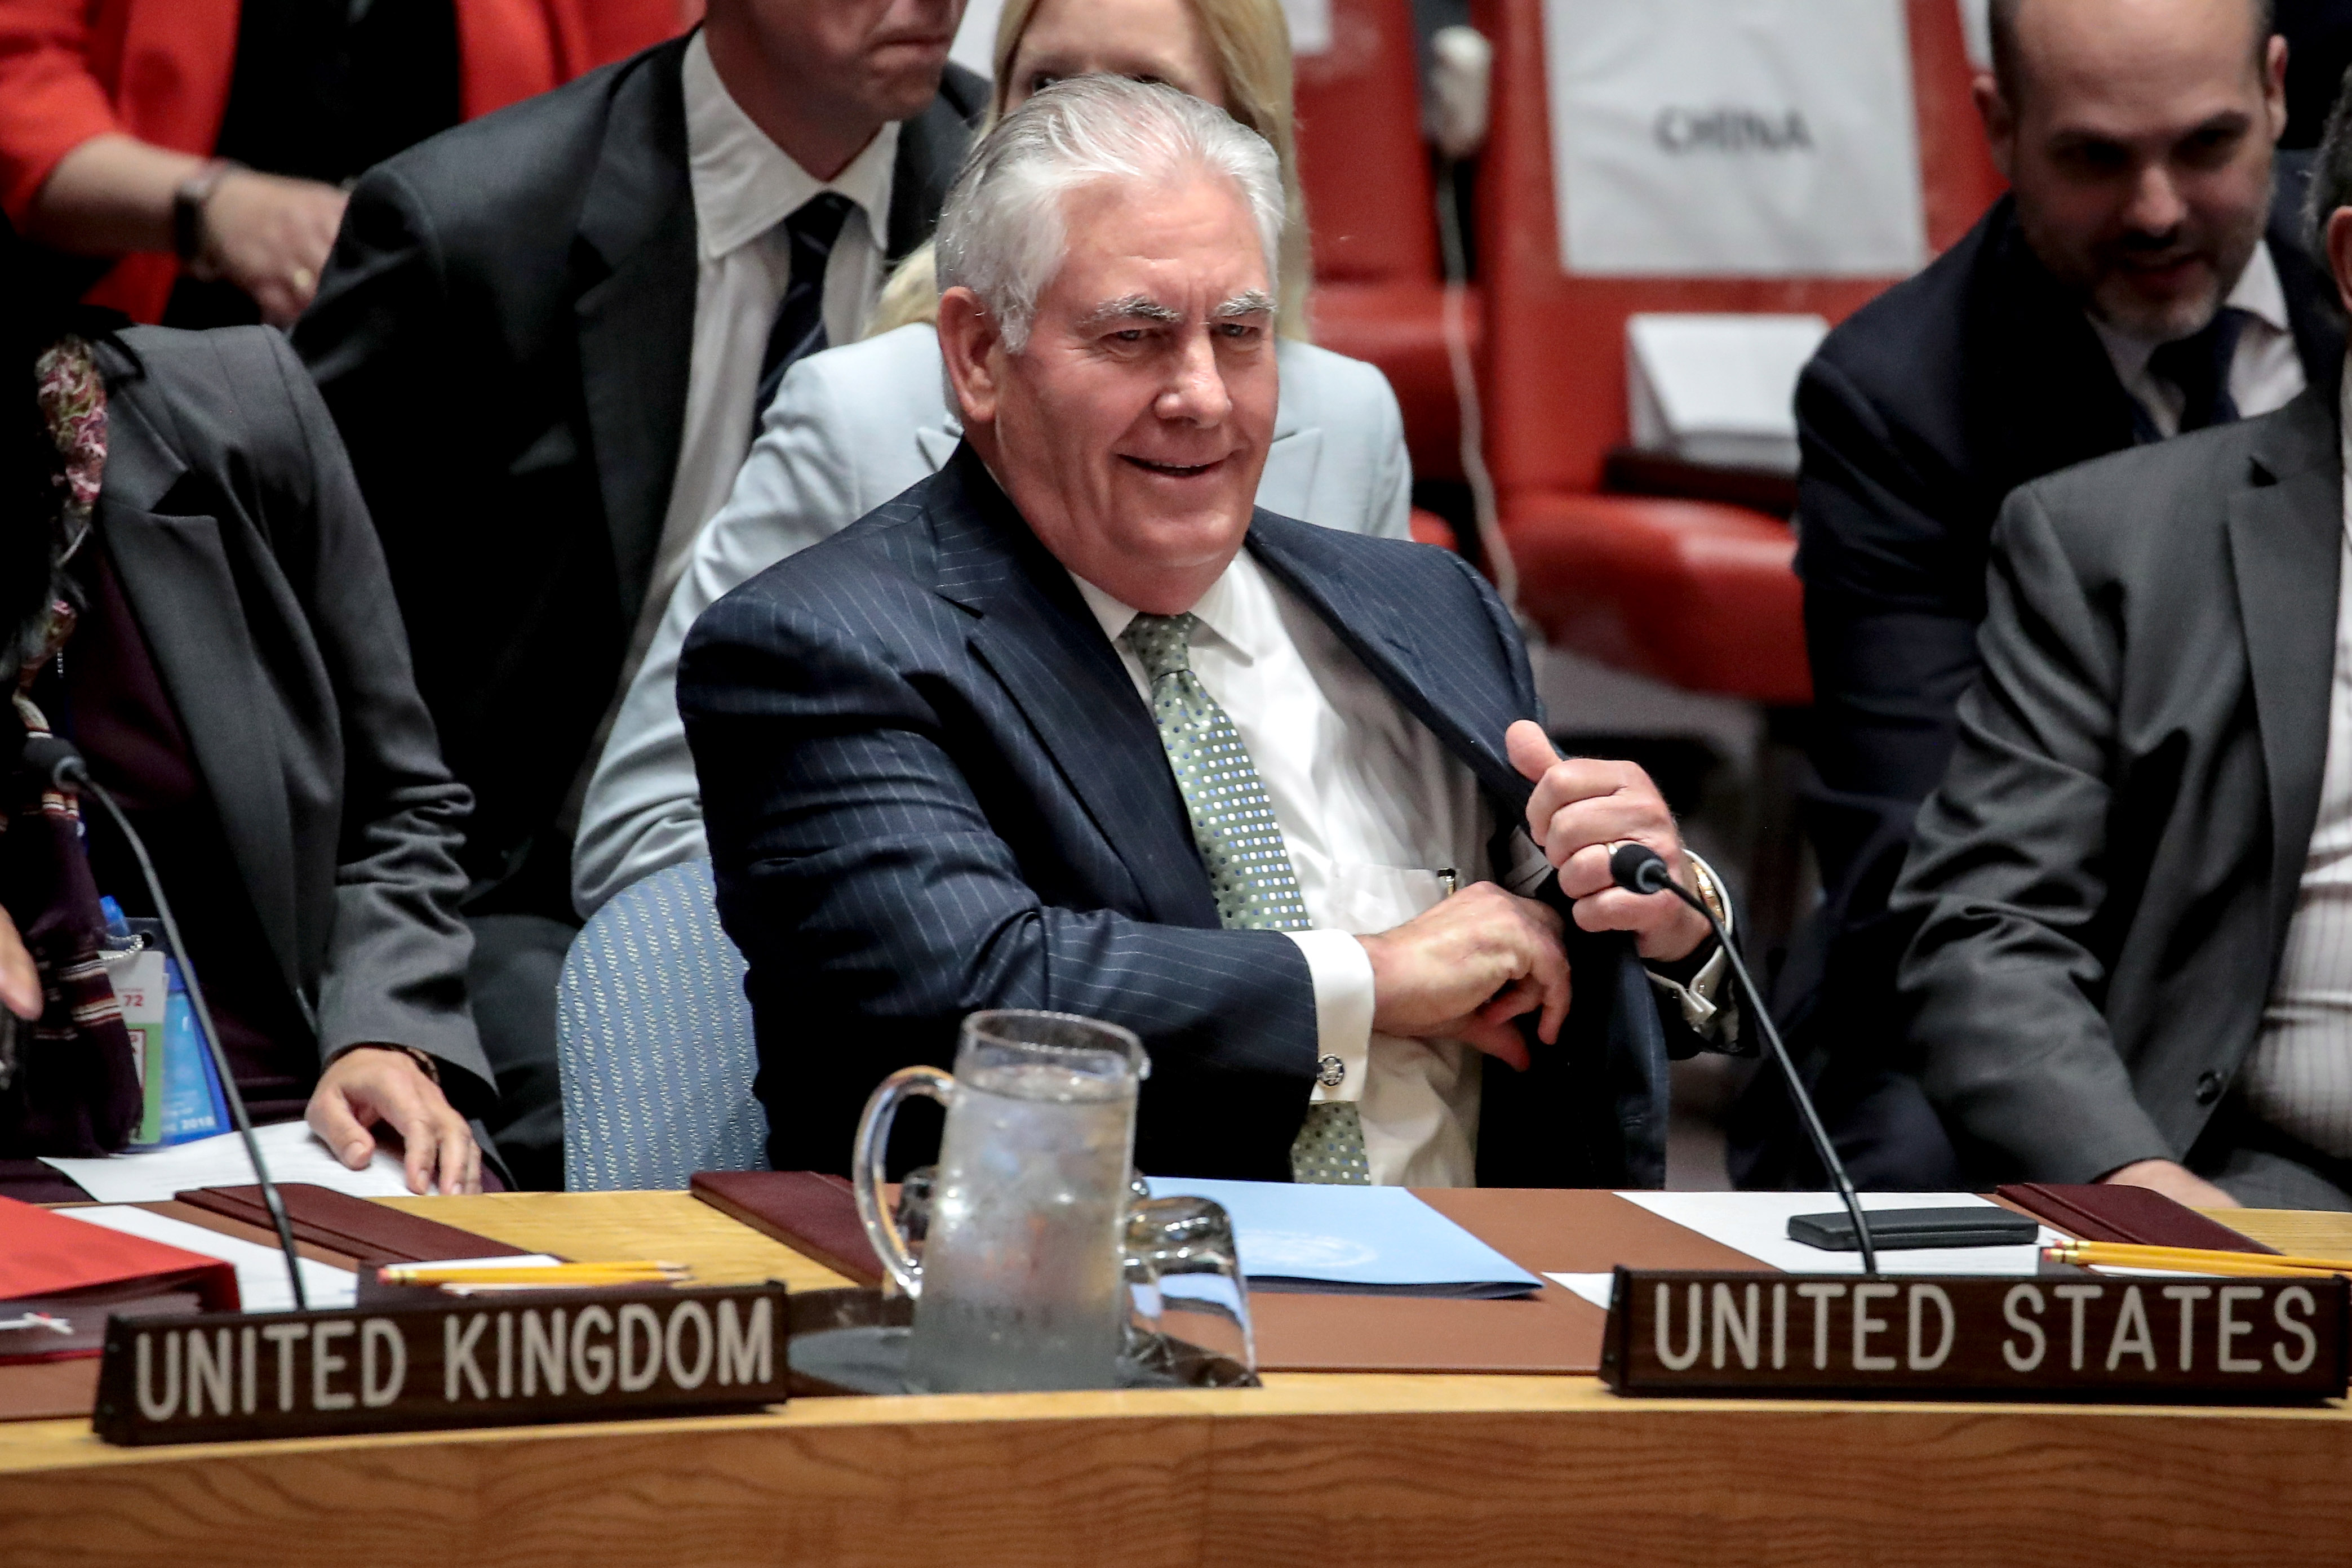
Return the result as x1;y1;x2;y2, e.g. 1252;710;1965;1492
1146;1178;1542;1299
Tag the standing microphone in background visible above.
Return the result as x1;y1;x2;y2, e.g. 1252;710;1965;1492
1608;840;1879;1275
18;733;309;1308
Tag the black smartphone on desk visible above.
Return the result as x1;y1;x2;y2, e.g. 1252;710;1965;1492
1789;1207;2039;1251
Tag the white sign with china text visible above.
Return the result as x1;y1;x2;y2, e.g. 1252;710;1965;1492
1544;0;1928;277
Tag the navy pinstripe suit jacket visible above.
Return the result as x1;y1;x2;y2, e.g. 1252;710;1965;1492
680;445;1680;1185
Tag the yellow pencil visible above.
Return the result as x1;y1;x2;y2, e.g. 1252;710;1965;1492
379;1261;690;1286
2043;1242;2347;1278
2048;1240;2352;1270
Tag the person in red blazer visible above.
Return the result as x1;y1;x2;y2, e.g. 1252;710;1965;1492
0;0;686;325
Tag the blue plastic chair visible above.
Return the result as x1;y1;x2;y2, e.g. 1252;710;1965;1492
556;858;768;1190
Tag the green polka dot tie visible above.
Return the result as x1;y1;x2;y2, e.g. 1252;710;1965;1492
1122;612;1370;1185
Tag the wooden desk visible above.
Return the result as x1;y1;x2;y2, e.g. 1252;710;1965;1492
3;1198;2347;1568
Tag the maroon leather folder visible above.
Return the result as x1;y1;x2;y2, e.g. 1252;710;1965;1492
1996;1183;2279;1254
692;1170;887;1286
172;1184;530;1264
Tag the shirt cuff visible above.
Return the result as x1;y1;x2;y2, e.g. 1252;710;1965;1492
1281;929;1373;1104
1644;852;1740;1043
1648;942;1736;1037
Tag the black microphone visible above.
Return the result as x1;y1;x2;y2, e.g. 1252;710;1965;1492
25;735;309;1309
1610;842;1879;1276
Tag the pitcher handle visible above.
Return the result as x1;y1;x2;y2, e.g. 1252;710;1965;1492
852;1065;953;1299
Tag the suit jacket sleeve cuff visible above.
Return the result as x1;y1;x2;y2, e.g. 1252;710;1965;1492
1281;929;1372;1104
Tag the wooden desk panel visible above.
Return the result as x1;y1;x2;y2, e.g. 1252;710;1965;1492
5;1377;2350;1567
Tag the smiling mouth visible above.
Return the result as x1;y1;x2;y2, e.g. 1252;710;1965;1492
1123;456;1222;478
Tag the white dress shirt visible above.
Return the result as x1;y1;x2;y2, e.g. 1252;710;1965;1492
2239;363;2352;1157
1068;553;1730;1185
608;33;898;736
2088;240;2304;441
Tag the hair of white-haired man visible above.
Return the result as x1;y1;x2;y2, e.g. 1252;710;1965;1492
933;73;1286;353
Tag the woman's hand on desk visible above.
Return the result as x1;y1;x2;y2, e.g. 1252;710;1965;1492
307;1046;482;1195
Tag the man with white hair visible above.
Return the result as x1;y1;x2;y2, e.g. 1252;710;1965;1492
680;77;1736;1185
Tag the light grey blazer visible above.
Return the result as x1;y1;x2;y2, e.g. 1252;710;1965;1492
572;323;1415;914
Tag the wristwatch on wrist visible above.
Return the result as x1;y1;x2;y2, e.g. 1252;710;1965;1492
1684;851;1730;931
171;159;242;267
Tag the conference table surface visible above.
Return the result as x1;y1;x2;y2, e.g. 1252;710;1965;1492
5;1193;2352;1568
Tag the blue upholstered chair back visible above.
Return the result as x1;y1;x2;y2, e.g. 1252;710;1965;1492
556;858;768;1190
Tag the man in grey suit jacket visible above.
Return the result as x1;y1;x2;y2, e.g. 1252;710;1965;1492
1896;82;2352;1209
6;318;489;1193
682;79;1736;1183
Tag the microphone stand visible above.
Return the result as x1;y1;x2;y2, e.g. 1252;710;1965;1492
1610;842;1878;1275
26;738;308;1308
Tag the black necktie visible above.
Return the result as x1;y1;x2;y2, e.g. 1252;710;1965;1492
750;192;856;438
2144;306;2248;437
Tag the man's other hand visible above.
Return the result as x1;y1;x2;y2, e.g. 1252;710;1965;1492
306;1046;482;1195
1506;720;1711;962
1357;882;1570;1070
2102;1158;2240;1210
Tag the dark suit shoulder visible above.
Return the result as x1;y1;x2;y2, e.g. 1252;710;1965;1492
938;63;988;118
352;37;686;257
2003;397;2305;575
103;326;326;507
1808;200;1999;409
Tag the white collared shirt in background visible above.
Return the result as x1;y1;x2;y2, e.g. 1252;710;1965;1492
2088;240;2304;441
592;33;899;784
2239;361;2352;1157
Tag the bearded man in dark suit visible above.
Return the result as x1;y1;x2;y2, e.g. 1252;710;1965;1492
293;0;985;1185
681;78;1745;1184
1744;0;2348;1188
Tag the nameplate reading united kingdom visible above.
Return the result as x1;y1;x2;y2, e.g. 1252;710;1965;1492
1599;1269;2349;1400
93;1283;791;1446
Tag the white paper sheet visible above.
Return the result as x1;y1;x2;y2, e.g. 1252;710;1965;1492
1544;1272;1619;1311
55;1206;357;1313
1619;1191;2068;1276
41;1120;414;1203
1544;0;1925;276
1627;312;1827;472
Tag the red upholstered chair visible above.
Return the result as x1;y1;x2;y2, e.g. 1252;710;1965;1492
1294;0;1475;481
1468;0;2002;704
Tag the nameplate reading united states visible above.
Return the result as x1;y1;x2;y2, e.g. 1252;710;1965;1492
1600;1269;2349;1400
94;1283;791;1445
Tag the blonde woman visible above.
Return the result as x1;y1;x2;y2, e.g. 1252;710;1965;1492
572;0;1414;916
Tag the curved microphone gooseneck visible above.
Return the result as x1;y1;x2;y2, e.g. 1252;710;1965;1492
1609;841;1878;1276
22;735;309;1308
